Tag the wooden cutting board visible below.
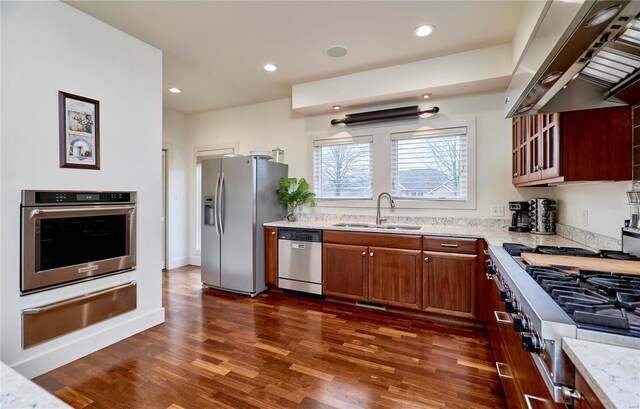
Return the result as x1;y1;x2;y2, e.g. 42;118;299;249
521;253;640;276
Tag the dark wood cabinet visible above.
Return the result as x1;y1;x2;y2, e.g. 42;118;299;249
512;116;529;184
321;231;487;319
322;243;369;301
575;370;605;409
422;236;479;318
323;231;422;305
423;251;476;317
512;107;631;186
487;267;565;409
264;227;278;287
539;113;561;180
368;247;422;309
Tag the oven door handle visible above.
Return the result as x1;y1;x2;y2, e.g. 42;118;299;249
29;205;135;218
22;281;137;314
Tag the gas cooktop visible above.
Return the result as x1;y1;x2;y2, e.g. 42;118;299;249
525;265;640;337
502;243;640;260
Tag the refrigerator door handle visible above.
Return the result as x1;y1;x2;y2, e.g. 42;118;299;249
218;172;225;235
214;172;221;237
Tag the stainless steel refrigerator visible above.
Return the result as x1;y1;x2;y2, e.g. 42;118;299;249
201;156;287;296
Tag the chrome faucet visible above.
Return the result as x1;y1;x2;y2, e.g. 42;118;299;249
376;192;395;225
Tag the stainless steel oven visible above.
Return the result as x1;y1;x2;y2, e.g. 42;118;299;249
21;190;136;294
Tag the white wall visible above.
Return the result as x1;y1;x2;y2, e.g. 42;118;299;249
1;1;164;378
180;91;627;263
163;108;190;268
185;92;537;261
544;182;631;240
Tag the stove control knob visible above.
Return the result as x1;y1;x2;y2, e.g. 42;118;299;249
504;298;518;314
485;260;496;273
500;289;510;302
513;316;530;333
522;332;542;354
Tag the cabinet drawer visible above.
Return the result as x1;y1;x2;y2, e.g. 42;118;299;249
324;230;422;250
423;236;478;254
23;281;137;348
495;361;525;409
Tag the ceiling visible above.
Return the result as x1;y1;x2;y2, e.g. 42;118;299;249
66;1;526;115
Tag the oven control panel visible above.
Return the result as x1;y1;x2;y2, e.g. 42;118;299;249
26;191;134;205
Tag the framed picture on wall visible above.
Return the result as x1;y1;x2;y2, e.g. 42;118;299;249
58;91;100;169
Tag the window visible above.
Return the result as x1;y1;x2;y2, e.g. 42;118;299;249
313;136;373;199
309;119;475;209
391;127;468;200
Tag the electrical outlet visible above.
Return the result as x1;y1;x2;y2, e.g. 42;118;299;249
491;205;505;218
582;210;588;227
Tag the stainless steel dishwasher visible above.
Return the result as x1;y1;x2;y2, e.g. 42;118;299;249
278;228;322;295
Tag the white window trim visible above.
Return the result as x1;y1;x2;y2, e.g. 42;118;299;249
193;142;239;255
308;117;477;210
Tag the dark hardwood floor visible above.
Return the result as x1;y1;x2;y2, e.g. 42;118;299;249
34;266;506;409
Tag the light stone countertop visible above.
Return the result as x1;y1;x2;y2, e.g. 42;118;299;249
264;220;595;249
1;362;70;408
562;338;640;409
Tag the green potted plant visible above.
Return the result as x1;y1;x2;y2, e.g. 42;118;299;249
277;177;316;221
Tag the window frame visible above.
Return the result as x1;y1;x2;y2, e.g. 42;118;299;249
308;118;476;210
312;134;374;200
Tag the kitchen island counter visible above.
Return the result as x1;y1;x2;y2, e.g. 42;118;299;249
1;362;70;408
563;338;640;409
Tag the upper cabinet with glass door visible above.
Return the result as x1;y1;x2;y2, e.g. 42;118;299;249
511;107;632;186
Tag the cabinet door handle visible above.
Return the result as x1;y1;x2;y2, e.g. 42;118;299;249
362;251;366;256
494;311;513;324
271;231;276;235
495;362;513;379
440;243;458;248
524;394;550;409
369;252;374;257
424;257;429;262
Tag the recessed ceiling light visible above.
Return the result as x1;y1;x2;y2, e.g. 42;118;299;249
168;87;181;94
415;25;435;37
332;105;341;110
327;46;348;58
422;93;431;99
264;63;278;72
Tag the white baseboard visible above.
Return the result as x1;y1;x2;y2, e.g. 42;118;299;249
188;255;201;266
168;257;189;269
12;308;165;379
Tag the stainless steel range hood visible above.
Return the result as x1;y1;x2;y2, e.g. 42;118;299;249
505;0;640;118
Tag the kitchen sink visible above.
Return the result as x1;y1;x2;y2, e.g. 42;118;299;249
373;224;422;230
332;223;422;231
332;223;371;228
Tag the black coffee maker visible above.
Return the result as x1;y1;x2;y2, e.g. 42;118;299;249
509;201;530;232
